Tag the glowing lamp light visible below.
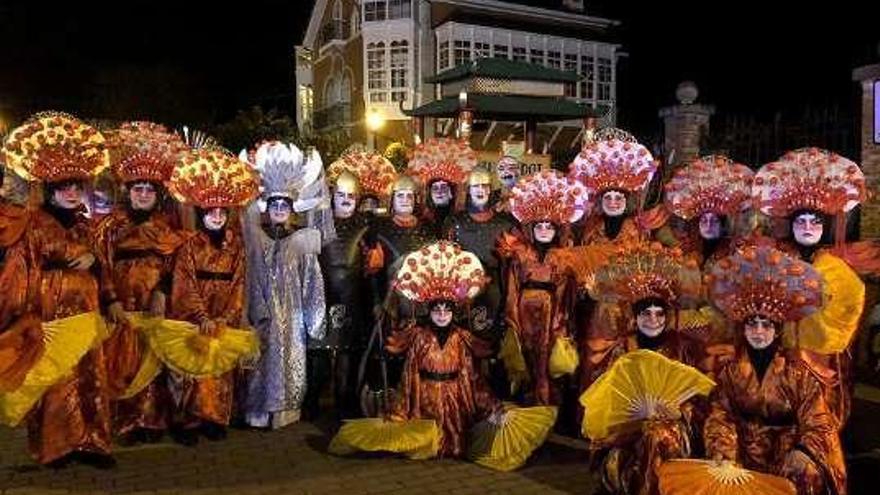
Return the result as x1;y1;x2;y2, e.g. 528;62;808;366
366;109;385;132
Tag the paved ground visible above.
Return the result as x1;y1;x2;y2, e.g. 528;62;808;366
3;389;880;495
0;420;598;495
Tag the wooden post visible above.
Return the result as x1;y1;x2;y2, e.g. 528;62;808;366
525;119;537;154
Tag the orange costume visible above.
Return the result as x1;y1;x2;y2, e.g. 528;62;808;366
386;241;496;456
504;170;588;405
97;122;190;435
167;147;259;429
0;197;29;331
2;112;113;465
754;148;868;428
584;243;704;495
705;245;847;494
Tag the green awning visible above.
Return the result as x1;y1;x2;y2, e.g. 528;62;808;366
425;58;579;84
405;94;606;122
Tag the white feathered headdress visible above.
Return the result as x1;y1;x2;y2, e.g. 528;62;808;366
241;141;324;213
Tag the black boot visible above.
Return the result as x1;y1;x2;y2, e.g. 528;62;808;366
201;422;227;441
45;453;75;470
75;452;117;470
170;426;199;447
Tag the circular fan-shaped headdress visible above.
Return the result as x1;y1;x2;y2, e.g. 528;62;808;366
393;241;489;304
509;169;591;225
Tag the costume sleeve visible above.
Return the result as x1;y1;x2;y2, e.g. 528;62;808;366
791;364;848;495
386;323;417;355
170;242;209;324
93;216;119;306
703;368;739;462
221;241;247;327
301;252;326;341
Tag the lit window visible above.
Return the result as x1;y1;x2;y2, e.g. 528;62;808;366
391;40;409;102
367;42;387;102
299;85;313;123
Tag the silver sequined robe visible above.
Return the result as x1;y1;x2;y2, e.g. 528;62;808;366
243;206;326;427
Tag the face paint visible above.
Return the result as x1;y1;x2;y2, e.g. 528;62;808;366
698;212;722;240
468;183;491;209
601;190;626;217
430;180;452;207
267;198;292;225
792;212;823;246
203;207;228;231
53;182;85;210
393;189;415;215
333;190;358;218
430;302;454;328
636;305;667;337
533;221;557;244
129;182;158;211
744;315;777;350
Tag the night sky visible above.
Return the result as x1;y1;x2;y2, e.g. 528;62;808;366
0;0;876;138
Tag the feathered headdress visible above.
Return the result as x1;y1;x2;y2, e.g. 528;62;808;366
664;155;754;220
327;150;397;199
109;121;188;184
569;128;657;195
3;111;109;183
753;147;866;218
707;245;823;324
509;170;590;225
594;242;699;306
241;141;323;211
406;137;476;185
393;241;489;304
169;148;260;208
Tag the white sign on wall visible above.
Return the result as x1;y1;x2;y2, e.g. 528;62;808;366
875;80;880;144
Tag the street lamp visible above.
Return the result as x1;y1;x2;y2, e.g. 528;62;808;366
366;109;385;151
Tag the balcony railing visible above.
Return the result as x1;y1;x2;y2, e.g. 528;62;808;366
319;20;351;47
314;102;352;130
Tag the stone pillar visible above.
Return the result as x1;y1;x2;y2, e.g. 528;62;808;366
658;81;715;168
853;61;880;239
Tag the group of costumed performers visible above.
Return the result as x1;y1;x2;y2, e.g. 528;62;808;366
0;109;874;489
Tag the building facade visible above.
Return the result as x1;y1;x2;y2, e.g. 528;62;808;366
296;0;621;151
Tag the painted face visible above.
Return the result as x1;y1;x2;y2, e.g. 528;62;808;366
636;305;667;338
698;212;722;240
52;182;85;210
744;315;777;350
496;158;519;189
91;190;113;214
430;180;452;207
393;189;415;215
792;213;824;246
469;183;491;209
129;182;158;211
267;197;292;225
601;190;627;217
430;302;454;328
333;190;358;218
203;207;228;231
533;221;557;244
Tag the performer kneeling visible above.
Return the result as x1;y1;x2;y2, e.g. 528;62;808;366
331;242;556;471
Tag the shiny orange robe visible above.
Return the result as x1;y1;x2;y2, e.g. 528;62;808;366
387;325;497;457
502;236;578;406
95;209;189;434
25;208;112;464
704;350;847;495
170;228;245;426
589;333;701;495
0;201;29;331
